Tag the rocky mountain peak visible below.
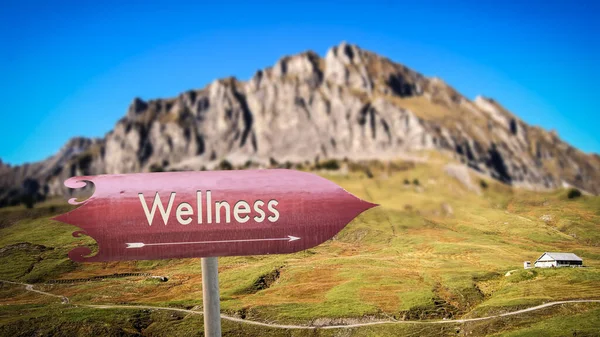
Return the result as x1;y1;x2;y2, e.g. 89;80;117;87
272;51;321;78
324;42;427;98
326;41;365;65
1;42;599;205
127;97;148;118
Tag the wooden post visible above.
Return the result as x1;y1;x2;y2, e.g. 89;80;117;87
201;257;222;337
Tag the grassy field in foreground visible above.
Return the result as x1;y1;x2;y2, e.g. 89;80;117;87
1;301;599;336
0;155;599;336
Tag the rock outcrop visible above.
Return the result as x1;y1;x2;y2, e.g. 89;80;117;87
1;42;598;205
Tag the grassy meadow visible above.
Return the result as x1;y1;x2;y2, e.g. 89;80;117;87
1;155;599;336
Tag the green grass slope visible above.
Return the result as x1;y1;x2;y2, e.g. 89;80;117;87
1;156;599;336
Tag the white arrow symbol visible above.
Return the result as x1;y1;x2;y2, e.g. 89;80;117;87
125;235;301;249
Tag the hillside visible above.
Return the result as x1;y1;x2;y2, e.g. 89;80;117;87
1;42;599;207
1;158;599;336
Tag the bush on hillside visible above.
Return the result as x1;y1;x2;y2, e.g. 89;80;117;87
479;179;489;189
21;178;41;209
149;163;164;172
567;188;582;199
316;159;340;171
21;194;35;209
218;160;233;170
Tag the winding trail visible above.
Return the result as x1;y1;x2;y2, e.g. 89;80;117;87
2;279;69;304
2;279;599;330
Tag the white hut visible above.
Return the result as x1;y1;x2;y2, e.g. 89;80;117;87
534;252;583;268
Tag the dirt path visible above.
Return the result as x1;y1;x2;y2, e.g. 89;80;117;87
2;279;599;329
2;279;69;304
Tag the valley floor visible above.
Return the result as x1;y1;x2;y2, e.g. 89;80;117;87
1;157;599;336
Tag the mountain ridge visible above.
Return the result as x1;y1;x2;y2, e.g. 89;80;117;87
1;41;599;205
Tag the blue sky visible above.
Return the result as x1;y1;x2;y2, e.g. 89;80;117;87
1;0;598;164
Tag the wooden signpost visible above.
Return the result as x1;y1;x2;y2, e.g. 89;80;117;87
54;169;377;336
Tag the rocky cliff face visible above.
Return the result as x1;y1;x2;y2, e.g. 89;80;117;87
1;42;599;205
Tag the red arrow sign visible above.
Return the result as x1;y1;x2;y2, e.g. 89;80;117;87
53;169;377;262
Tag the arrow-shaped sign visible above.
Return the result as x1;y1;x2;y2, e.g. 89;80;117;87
53;169;377;262
126;235;300;248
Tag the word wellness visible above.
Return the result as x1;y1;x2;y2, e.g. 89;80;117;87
138;191;279;226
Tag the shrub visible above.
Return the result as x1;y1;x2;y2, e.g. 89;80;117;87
4;188;21;207
479;179;489;189
21;194;35;209
403;179;410;185
412;179;420;186
21;178;40;209
269;157;279;167
567;188;582;199
149;163;164;172
316;159;340;171
218;160;233;170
